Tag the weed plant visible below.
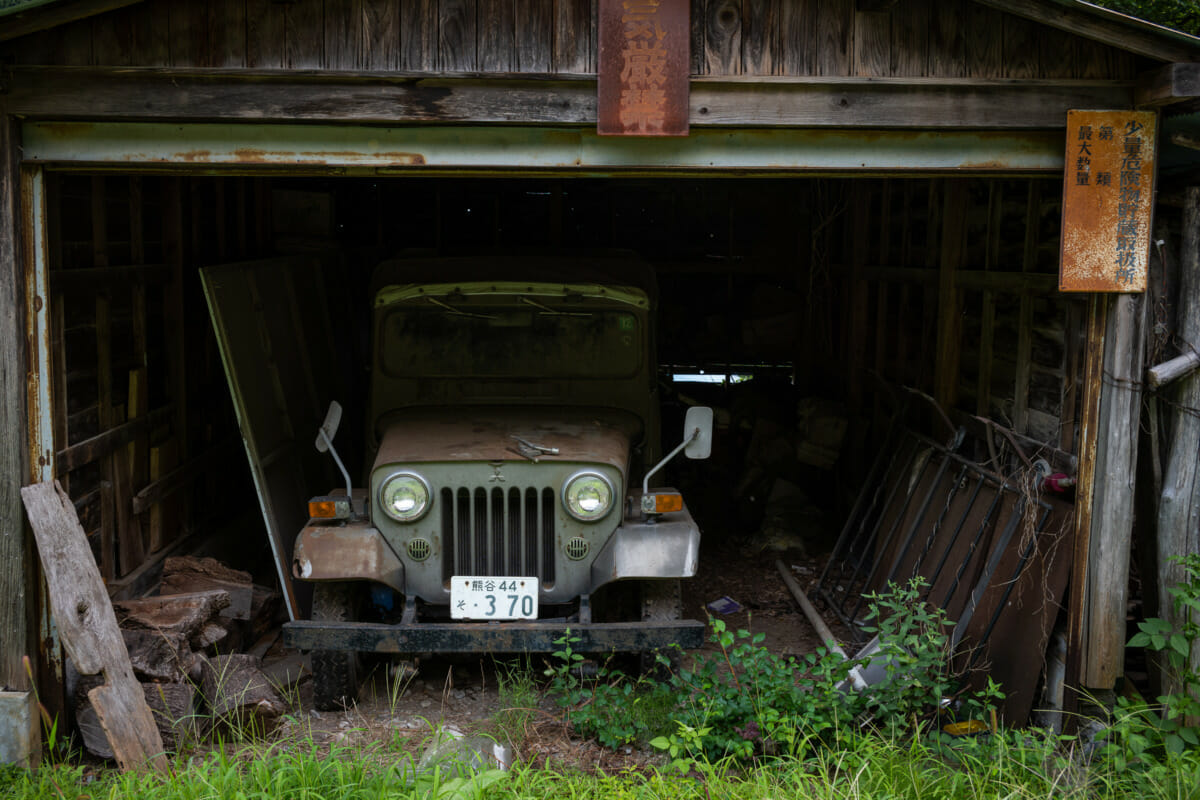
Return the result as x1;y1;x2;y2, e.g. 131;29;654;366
1102;553;1200;771
547;577;999;767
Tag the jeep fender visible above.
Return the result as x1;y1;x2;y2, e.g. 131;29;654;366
293;523;405;594
590;518;700;584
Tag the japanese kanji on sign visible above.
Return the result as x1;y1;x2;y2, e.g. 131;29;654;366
598;0;689;136
1059;110;1157;293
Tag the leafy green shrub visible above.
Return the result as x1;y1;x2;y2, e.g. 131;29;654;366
543;633;675;749
664;618;856;761
547;577;1004;769
859;577;967;729
1106;553;1200;768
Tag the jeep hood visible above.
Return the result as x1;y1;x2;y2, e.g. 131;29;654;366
373;407;642;476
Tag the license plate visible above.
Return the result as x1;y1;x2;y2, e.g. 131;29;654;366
450;576;539;620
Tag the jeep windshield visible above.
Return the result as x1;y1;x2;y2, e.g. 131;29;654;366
376;283;646;379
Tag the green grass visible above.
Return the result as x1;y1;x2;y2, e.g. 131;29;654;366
5;727;1200;800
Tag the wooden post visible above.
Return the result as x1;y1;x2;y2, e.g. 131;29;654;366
0;111;32;694
1065;293;1108;718
934;180;967;411
1084;291;1147;688
1157;186;1200;699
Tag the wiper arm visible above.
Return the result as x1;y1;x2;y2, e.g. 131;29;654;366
518;296;590;317
427;296;497;319
510;435;560;462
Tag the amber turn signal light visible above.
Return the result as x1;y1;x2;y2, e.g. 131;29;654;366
308;497;351;520
652;493;683;513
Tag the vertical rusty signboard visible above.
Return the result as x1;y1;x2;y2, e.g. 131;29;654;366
1059;110;1157;293
598;0;689;136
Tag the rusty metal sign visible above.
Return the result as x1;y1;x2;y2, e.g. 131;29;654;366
598;0;689;137
1059;110;1157;293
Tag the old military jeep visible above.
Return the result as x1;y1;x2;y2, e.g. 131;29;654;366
282;257;712;709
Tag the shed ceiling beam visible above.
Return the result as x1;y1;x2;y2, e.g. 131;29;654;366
1136;63;1200;107
0;0;144;41
0;68;1134;130
19;121;1065;174
970;0;1200;64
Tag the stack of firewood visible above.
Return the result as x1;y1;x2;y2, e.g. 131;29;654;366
75;557;285;758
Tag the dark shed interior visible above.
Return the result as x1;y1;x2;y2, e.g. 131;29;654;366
46;172;1081;596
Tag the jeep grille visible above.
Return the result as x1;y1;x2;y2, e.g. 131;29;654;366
441;487;557;587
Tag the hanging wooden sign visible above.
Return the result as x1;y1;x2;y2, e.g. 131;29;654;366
1059;110;1157;293
598;0;690;137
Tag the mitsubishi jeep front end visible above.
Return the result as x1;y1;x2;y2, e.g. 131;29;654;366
281;258;711;709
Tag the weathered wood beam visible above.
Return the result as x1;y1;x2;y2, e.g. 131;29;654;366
55;405;172;474
1064;294;1108;724
934;181;968;411
20;480;167;771
970;0;1200;64
0;110;31;692
0;0;144;42
1084;292;1147;688
0;67;1135;129
1172;132;1200;152
1157;186;1200;701
1148;350;1200;389
1136;63;1200;107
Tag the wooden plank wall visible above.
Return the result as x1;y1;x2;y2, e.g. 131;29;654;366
47;174;265;588
854;177;1084;452
3;0;1137;79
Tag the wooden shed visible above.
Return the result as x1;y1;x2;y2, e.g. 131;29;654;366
3;0;1200;758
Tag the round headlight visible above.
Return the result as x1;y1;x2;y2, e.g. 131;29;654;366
562;471;614;522
378;472;431;522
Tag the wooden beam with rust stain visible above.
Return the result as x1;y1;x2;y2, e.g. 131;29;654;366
1065;294;1108;723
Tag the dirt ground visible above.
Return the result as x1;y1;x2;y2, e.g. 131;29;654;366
262;539;850;772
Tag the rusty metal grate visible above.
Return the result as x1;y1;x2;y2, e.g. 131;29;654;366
441;486;556;587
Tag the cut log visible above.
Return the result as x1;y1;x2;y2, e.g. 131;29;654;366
199;654;287;731
142;682;199;753
121;628;195;683
20;480;167;771
78;681;197;758
160;556;253;620
113;590;231;641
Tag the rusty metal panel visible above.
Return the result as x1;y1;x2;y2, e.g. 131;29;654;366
598;0;689;136
1060;110;1157;293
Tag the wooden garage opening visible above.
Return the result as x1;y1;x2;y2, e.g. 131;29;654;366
32;166;1083;603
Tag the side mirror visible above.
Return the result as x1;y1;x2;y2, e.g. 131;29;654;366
315;401;352;501
642;405;714;502
315;401;343;453
683;406;713;460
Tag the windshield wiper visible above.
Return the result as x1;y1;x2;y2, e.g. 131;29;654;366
518;296;590;317
427;296;497;319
